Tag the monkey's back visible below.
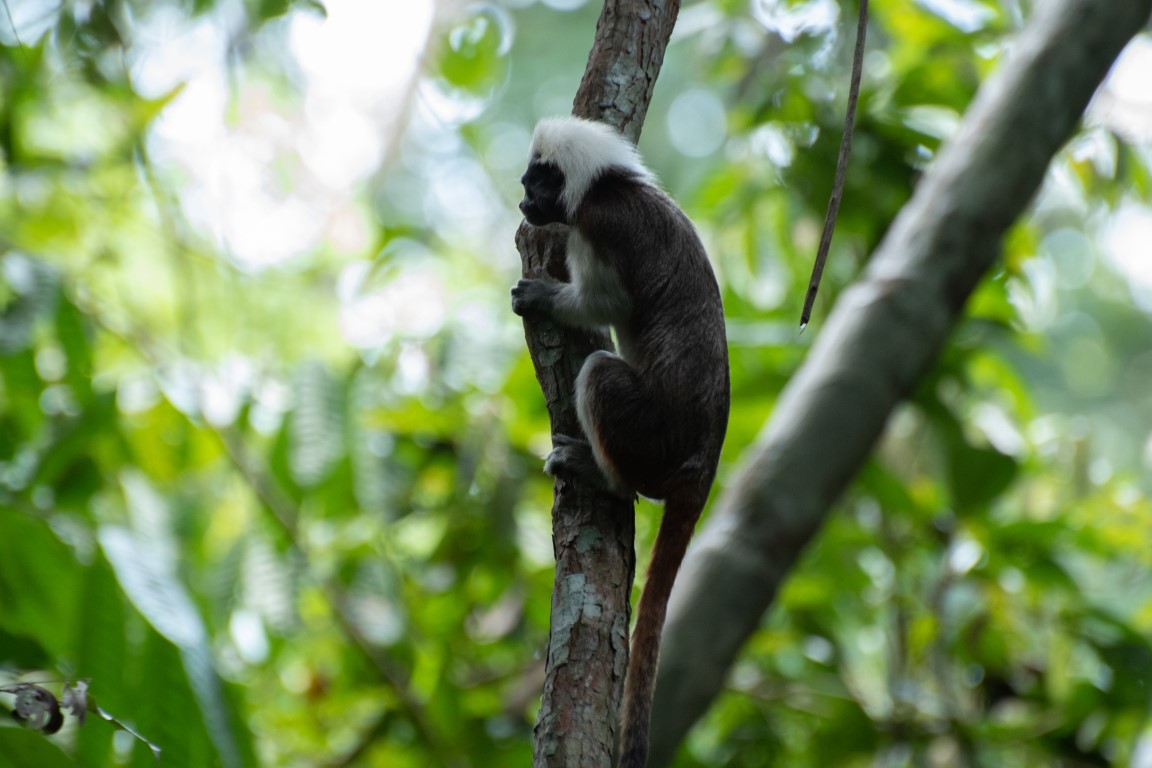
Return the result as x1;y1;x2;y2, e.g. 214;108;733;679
575;172;730;488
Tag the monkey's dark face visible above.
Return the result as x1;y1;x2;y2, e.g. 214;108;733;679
519;159;567;226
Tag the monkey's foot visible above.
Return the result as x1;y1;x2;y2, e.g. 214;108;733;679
543;434;598;479
544;435;632;500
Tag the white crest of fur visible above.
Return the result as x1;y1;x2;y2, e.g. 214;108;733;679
530;117;655;218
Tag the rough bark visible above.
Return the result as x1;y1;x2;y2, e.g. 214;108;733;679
646;0;1152;765
521;3;681;767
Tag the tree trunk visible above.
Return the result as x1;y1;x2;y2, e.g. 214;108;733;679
519;3;682;766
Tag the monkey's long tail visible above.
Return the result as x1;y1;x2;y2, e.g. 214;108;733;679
618;489;705;768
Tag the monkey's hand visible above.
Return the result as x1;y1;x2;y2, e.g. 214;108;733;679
511;278;559;318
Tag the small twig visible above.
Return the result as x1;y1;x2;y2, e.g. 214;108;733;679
800;0;868;330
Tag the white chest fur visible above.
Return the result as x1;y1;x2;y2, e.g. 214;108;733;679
566;231;636;360
566;231;631;326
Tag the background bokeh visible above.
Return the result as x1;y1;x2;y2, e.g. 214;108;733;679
2;0;1152;765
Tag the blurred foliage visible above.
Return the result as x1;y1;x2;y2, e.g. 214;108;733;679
1;0;1151;766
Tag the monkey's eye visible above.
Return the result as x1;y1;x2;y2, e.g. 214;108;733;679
522;161;563;192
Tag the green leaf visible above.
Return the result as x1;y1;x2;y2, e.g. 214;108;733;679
53;291;92;403
434;6;510;95
0;627;51;668
254;0;291;21
921;390;1019;511
0;728;73;767
0;514;80;658
948;442;1017;510
99;526;246;768
72;561;126;766
30;391;117;496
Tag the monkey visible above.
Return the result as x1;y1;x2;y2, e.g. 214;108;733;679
511;116;729;768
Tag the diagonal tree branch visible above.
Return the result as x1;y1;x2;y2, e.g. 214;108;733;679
648;0;1152;764
518;3;682;766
